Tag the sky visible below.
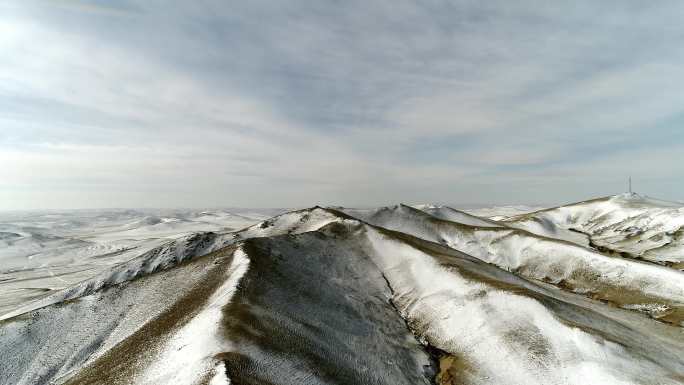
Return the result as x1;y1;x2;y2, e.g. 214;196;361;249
2;0;684;209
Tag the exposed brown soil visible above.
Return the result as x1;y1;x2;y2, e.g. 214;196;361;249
436;354;474;385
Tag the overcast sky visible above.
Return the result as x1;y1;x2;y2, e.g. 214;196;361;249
2;1;684;209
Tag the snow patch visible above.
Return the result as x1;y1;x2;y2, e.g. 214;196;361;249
208;361;230;385
622;303;671;317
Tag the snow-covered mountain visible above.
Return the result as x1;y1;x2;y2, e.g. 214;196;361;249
504;193;684;269
345;204;684;324
1;198;683;385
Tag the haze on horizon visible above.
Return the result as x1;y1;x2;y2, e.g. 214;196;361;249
2;0;684;210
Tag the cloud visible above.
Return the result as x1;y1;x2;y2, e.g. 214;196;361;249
1;1;684;209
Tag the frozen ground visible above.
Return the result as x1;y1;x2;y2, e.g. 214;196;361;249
1;196;683;385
